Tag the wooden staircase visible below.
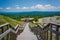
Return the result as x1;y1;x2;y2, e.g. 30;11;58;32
0;23;24;40
0;23;60;40
29;23;60;40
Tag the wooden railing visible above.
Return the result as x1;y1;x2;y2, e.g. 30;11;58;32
29;23;60;40
0;23;24;40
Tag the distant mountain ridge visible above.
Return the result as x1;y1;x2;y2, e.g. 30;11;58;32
0;11;60;16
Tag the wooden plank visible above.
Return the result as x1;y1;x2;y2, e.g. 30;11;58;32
0;26;20;40
0;23;9;28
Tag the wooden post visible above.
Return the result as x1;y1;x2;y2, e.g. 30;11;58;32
47;31;48;40
10;32;13;40
1;27;4;33
1;27;4;40
50;24;52;40
7;25;9;40
56;27;59;40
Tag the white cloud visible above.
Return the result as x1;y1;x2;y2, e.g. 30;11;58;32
16;6;20;9
16;5;19;6
44;4;56;9
30;6;35;9
35;4;45;9
22;7;29;9
15;5;20;9
29;4;60;10
33;4;53;9
0;7;3;9
6;7;11;10
1;4;60;11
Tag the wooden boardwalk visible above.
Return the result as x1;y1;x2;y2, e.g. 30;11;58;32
0;23;60;40
17;23;37;40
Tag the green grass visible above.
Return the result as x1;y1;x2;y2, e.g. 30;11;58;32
29;22;44;28
0;15;25;27
0;15;25;40
29;22;35;27
56;16;60;20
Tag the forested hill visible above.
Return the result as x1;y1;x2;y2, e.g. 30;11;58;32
0;11;60;16
0;11;60;21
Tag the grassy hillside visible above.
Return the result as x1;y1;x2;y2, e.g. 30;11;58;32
0;15;25;27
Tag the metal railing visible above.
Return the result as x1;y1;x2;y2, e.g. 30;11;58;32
29;23;60;40
0;23;24;40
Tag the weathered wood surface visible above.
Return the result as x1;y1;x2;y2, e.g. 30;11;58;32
0;23;23;40
0;23;60;40
30;23;60;40
30;23;60;36
17;23;38;40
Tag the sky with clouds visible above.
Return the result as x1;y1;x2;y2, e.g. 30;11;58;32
0;0;60;12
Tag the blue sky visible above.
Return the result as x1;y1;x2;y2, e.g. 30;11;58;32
0;0;60;12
